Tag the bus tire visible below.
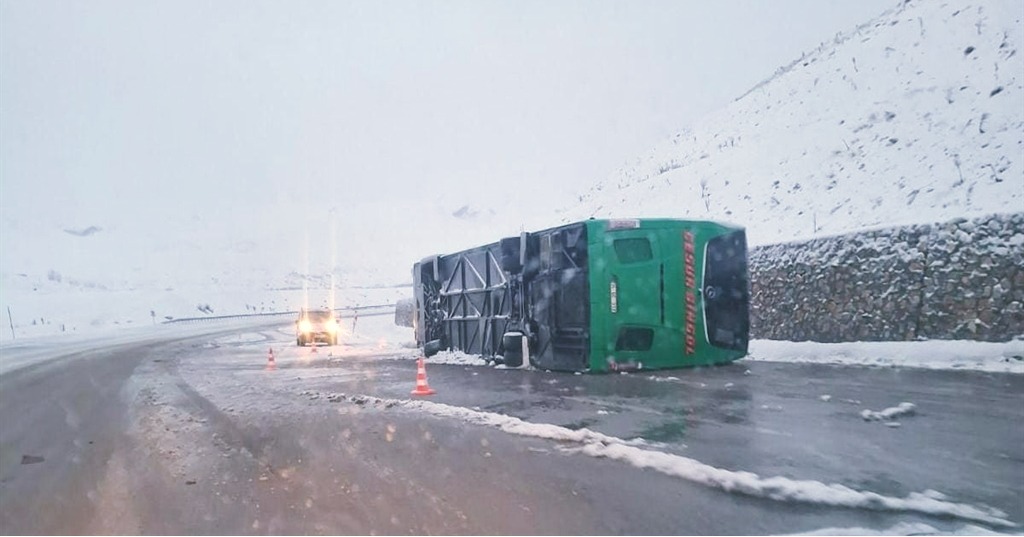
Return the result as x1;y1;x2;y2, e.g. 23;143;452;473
424;339;443;357
502;332;524;368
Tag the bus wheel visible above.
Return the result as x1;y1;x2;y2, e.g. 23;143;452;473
502;332;524;368
424;339;443;357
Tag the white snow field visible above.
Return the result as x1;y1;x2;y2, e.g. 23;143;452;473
560;0;1022;248
748;339;1024;373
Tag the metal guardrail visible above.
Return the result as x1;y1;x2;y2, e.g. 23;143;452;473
162;304;396;324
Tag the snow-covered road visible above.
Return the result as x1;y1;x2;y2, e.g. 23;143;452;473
0;317;1021;535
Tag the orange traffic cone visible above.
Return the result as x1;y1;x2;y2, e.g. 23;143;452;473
266;347;276;371
410;357;435;396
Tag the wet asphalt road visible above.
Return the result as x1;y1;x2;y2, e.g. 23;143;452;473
0;323;1021;535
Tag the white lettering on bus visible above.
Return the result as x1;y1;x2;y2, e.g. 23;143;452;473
683;231;697;355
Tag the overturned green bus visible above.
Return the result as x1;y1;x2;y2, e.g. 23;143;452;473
412;218;749;372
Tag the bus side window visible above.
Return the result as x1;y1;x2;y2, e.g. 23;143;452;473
615;327;654;351
541;234;553;271
613;238;653;264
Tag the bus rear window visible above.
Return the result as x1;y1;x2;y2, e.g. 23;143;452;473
613;238;653;264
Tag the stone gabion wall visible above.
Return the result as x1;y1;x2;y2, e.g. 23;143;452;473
749;212;1024;342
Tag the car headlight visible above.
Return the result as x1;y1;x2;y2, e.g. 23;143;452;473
325;320;339;333
299;320;313;333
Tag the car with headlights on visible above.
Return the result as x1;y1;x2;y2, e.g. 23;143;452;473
295;309;339;346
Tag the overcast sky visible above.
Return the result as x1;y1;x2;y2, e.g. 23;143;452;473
1;0;893;231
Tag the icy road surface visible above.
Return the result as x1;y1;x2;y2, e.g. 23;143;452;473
0;318;1021;535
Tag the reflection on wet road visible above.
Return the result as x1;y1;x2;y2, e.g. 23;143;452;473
1;323;1021;534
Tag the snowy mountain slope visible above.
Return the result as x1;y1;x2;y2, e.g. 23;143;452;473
0;195;530;339
561;0;1023;246
0;194;529;293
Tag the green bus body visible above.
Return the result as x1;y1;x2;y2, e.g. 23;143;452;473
412;218;749;372
584;219;748;371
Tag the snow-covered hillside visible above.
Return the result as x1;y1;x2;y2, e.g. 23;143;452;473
562;0;1023;246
